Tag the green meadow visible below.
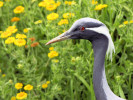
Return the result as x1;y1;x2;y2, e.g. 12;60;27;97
0;0;133;100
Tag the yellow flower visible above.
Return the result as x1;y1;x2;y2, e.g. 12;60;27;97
14;39;26;46
0;69;1;73
5;37;15;44
130;20;133;23
46;3;57;11
42;83;48;89
0;31;12;38
13;6;24;14
46;81;50;84
16;92;27;100
11;96;16;100
6;26;18;34
16;34;27;39
45;0;55;3
49;47;54;51
92;0;98;5
52;59;59;63
34;20;42;24
38;1;47;7
47;13;59;20
23;28;29;33
56;1;61;6
15;83;23;90
64;1;76;5
48;50;59;58
58;19;68;26
24;84;33;91
0;1;4;7
11;17;20;22
38;0;55;7
123;21;128;25
94;4;108;10
2;74;6;77
62;30;66;33
63;13;75;19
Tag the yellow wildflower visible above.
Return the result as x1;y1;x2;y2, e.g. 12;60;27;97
2;74;6;77
94;4;108;10
123;21;128;25
92;0;98;5
46;3;57;11
24;84;33;91
13;6;24;14
16;92;27;100
23;28;29;33
11;96;16;100
11;17;20;22
16;34;27;39
0;1;3;7
0;69;1;73
15;83;23;90
58;19;68;26
49;47;54;51
38;0;55;7
48;50;59;58
52;59;59;63
47;13;59;20
6;26;18;34
42;83;48;89
0;31;12;38
46;81;50;84
34;20;42;24
38;1;47;7
62;30;66;32
63;13;75;19
14;39;26;46
45;0;55;4
130;20;133;23
65;1;76;5
5;37;15;44
56;1;61;6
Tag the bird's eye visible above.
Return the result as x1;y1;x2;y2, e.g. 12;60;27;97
80;27;85;31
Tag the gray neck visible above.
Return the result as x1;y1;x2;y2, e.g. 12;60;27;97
92;35;108;100
92;35;125;100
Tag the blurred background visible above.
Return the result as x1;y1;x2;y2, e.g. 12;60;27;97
0;0;133;100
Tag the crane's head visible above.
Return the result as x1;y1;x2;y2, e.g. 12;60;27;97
46;18;115;59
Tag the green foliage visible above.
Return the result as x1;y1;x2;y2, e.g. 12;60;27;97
0;0;133;100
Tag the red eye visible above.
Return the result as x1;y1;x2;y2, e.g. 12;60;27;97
80;27;85;31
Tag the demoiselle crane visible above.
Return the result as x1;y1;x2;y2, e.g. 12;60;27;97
46;18;125;100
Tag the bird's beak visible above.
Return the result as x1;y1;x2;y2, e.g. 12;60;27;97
46;31;71;45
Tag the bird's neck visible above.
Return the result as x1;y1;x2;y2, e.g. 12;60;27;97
92;35;124;100
92;36;108;100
